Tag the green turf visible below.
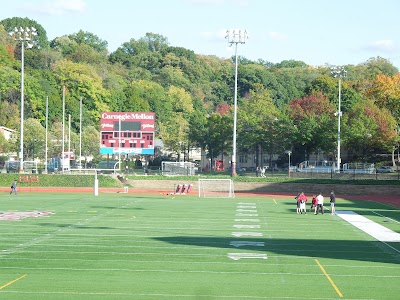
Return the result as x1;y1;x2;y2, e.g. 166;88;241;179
0;192;399;299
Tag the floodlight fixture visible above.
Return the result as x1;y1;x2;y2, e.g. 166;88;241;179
330;65;346;173
9;26;37;173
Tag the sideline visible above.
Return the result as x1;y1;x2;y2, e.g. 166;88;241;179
336;211;400;242
315;259;343;298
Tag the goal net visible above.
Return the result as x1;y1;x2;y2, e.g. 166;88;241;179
162;161;196;176
198;179;235;198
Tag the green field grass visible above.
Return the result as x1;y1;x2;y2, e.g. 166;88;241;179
0;192;399;299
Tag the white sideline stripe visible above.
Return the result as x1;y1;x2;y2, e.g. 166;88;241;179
236;209;257;212
238;202;256;205
372;211;400;224
336;211;400;242
237;206;256;209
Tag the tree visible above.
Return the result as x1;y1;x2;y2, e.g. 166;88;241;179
361;56;398;79
368;73;400;120
343;99;398;162
274;59;308;69
0;17;49;49
167;85;193;115
158;112;189;158
238;84;286;168
81;126;100;162
51;59;110;128
0;132;12;155
23;118;46;161
205;113;232;167
68;30;108;54
288;92;336;160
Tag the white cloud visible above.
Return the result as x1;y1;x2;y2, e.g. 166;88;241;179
23;0;86;16
200;29;227;42
366;39;397;52
186;0;248;6
268;31;288;41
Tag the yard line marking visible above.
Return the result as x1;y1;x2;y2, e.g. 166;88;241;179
237;205;256;209
230;241;265;247
233;224;261;229
231;232;263;237
228;253;268;260
234;219;260;222
336;211;400;242
273;199;277;204
372;211;400;224
236;209;257;212
315;259;343;298
238;202;256;205
235;213;258;217
0;274;27;290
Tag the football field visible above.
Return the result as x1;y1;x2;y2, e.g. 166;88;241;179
0;192;399;299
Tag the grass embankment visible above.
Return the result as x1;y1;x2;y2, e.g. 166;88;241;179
0;174;121;188
1;172;400;188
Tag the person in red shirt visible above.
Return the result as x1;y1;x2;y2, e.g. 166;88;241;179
297;192;308;215
310;195;317;212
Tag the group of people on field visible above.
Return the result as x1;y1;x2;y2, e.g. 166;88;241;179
295;191;336;215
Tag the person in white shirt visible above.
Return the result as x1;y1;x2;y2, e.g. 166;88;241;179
315;192;324;215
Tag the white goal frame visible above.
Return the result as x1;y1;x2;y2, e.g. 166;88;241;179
198;179;235;198
162;161;196;176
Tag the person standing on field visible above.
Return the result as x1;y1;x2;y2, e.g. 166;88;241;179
315;192;324;215
295;193;300;214
330;191;336;215
10;179;17;195
297;192;308;214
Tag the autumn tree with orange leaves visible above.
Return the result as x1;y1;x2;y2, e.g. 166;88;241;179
287;92;336;161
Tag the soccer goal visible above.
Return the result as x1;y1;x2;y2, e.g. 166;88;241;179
162;161;196;176
198;179;235;198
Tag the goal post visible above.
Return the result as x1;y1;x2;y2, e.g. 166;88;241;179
162;161;196;176
198;179;235;198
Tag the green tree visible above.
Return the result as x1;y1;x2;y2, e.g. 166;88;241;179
23;118;46;161
343;99;398;162
82;126;100;162
0;17;49;49
51;59;110;127
238;84;284;168
288;92;336;160
204;113;232;167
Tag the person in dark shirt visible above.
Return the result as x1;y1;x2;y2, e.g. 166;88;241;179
10;179;17;195
330;191;336;215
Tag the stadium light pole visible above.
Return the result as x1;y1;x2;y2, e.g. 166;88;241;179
226;29;248;176
285;150;292;178
9;26;37;173
331;66;347;173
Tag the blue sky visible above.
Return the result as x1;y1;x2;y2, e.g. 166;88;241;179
1;0;400;69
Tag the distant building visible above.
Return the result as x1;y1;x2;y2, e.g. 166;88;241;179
0;126;16;141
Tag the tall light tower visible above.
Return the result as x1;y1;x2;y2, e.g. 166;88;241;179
331;66;347;173
285;150;292;178
226;29;248;176
9;26;37;173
